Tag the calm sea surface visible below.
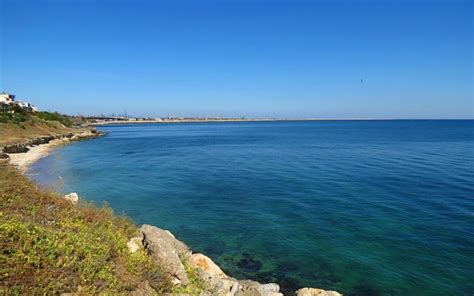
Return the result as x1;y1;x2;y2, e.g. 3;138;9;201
28;120;474;295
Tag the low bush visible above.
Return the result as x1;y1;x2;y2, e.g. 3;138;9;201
0;112;28;124
36;112;73;127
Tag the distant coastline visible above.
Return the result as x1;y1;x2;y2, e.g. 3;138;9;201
89;117;473;125
90;117;398;125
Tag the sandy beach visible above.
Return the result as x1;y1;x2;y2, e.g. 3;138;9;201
7;138;65;172
5;130;100;172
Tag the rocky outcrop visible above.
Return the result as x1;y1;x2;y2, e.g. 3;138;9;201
188;253;226;278
137;224;343;295
3;144;29;153
29;135;56;146
141;224;191;285
138;225;294;296
2;129;104;155
295;288;343;296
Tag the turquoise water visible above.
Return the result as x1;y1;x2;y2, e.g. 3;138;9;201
29;120;474;295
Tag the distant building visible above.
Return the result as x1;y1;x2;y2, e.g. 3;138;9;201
16;100;38;112
0;93;15;104
0;92;39;113
16;100;29;109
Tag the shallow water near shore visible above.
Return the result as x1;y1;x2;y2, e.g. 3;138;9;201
28;120;474;295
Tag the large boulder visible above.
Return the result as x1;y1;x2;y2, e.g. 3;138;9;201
188;253;226;278
188;253;239;296
3;144;29;153
295;288;343;296
29;135;55;146
140;224;191;285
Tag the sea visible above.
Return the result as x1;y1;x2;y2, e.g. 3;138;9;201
28;120;474;295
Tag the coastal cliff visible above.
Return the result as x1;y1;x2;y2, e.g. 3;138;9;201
0;129;342;295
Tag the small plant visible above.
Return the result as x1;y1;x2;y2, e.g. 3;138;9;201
170;262;205;295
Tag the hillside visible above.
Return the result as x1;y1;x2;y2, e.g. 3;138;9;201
0;112;84;147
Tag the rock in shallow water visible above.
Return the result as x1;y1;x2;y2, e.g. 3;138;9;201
189;253;227;278
135;224;342;296
237;253;263;272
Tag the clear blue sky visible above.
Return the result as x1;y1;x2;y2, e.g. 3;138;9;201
1;0;472;118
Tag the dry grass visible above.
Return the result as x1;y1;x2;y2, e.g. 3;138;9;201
0;163;172;294
0;119;75;146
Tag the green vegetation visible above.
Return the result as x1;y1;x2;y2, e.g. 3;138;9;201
171;263;205;295
0;163;172;294
36;111;74;127
0;112;28;125
0;106;83;128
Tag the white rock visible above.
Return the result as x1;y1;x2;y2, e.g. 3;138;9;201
260;283;280;292
63;192;79;205
296;287;343;296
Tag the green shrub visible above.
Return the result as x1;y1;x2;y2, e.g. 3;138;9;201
0;112;28;124
36;111;73;127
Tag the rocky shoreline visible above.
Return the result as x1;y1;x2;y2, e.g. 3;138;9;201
3;131;343;296
129;223;343;296
1;128;104;171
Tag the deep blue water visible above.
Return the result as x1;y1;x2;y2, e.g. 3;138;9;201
29;120;474;295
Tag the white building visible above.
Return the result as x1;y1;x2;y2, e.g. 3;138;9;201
16;100;39;112
16;100;29;108
0;93;15;104
1;92;39;112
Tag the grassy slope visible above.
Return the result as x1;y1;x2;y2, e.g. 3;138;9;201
0;118;74;146
0;163;172;294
